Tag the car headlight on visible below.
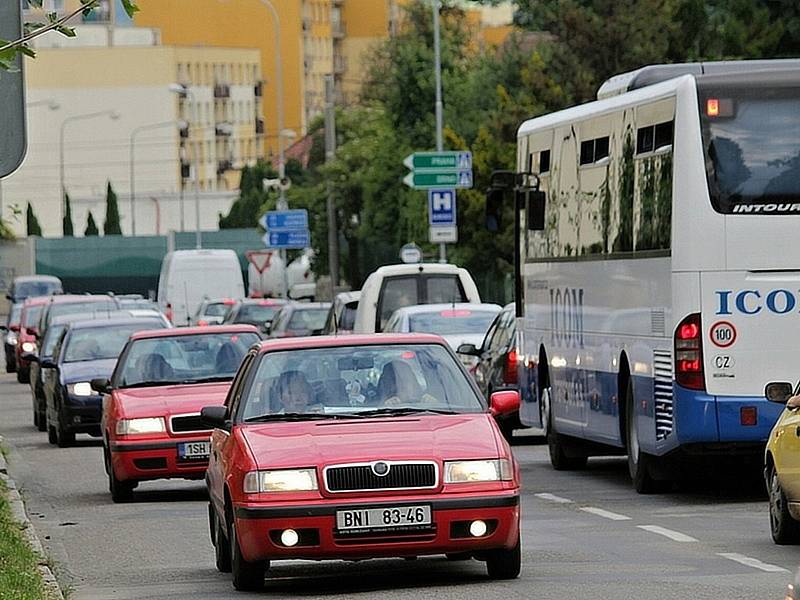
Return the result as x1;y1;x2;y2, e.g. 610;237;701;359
21;341;36;353
67;382;93;397
115;417;166;435
243;469;318;493
7;332;18;345
444;459;513;483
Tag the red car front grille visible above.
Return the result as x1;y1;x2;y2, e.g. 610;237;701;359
325;462;437;493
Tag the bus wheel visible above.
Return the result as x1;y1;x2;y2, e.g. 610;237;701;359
625;381;666;494
547;396;587;470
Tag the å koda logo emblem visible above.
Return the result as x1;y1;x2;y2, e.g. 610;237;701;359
716;289;799;315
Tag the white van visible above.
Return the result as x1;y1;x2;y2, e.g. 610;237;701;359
157;249;245;325
352;263;481;333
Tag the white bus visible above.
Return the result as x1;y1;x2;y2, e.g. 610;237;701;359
501;60;800;492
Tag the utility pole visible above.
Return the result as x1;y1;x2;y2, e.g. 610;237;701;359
433;0;446;263
324;75;339;298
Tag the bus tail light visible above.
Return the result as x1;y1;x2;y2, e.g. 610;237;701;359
503;349;518;385
674;313;705;391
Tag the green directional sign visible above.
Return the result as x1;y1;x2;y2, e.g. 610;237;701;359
403;170;473;189
403;151;472;170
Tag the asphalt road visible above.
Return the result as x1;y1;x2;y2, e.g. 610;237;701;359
2;370;800;599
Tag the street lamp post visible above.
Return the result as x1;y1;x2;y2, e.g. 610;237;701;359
168;84;202;248
130;120;185;236
256;0;287;210
59;109;119;232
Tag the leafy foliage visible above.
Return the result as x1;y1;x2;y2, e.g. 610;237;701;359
103;182;122;235
26;203;42;237
63;193;74;237
84;211;99;236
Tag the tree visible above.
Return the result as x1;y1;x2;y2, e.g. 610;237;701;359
1;0;139;71
103;181;122;235
63;192;74;237
84;211;99;236
219;161;279;229
26;203;42;237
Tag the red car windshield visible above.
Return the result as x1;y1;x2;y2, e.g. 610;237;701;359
115;332;260;388
239;343;484;422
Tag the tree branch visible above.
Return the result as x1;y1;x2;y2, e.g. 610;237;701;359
0;0;100;54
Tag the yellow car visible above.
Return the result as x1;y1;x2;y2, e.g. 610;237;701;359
765;382;800;544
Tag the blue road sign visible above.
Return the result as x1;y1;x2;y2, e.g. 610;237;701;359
260;209;308;231
428;189;457;225
263;229;311;249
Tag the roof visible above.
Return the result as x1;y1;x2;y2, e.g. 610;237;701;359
13;275;61;283
390;303;502;316
44;294;116;305
256;333;450;353
370;263;464;277
239;298;287;306
285;302;331;311
129;324;259;341
66;317;165;331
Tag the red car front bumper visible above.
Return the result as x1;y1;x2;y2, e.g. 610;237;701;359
110;438;209;482
233;492;520;562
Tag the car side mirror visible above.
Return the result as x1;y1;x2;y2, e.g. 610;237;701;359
21;351;38;363
263;322;272;335
489;390;520;417
766;381;795;405
5;294;12;301
0;325;7;333
40;358;57;369
91;378;111;394
457;343;480;356
201;405;229;430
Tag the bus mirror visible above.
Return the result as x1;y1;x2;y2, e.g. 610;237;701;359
485;188;504;232
527;190;546;231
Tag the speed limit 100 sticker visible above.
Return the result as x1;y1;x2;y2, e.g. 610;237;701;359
710;320;737;348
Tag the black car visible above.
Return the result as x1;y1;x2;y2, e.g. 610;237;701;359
1;303;23;373
6;275;62;303
222;298;287;335
458;304;522;440
29;316;70;432
36;316;167;447
267;302;331;338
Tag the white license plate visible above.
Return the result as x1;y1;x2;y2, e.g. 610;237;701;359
178;441;210;460
336;505;432;531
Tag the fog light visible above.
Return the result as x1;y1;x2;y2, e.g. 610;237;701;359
741;406;757;426
280;529;299;547
469;520;487;537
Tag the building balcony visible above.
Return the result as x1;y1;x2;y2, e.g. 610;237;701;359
217;160;233;175
213;84;231;99
255;118;265;135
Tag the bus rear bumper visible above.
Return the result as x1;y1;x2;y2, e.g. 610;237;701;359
673;384;782;444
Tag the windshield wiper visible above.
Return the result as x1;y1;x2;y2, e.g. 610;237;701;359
119;380;186;389
357;407;460;417
244;412;364;423
181;376;233;384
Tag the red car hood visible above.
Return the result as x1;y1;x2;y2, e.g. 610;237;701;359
114;382;231;419
240;413;503;469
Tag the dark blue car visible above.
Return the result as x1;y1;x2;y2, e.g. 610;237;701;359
40;317;168;447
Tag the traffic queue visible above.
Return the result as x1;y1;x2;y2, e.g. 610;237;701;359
0;258;517;591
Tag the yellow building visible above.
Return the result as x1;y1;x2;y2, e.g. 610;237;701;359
134;0;337;157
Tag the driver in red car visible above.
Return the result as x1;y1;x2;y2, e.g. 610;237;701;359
274;371;319;413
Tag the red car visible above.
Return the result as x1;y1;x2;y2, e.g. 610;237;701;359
15;296;50;383
98;325;261;503
202;333;521;591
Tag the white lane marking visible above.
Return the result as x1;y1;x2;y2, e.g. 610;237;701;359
717;553;789;573
579;507;631;521
534;493;573;504
637;525;698;542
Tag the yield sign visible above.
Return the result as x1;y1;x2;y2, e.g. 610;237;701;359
245;250;273;274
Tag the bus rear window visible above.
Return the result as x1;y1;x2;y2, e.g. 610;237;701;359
699;86;800;214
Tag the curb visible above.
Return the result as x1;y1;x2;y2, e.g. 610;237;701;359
0;436;64;600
